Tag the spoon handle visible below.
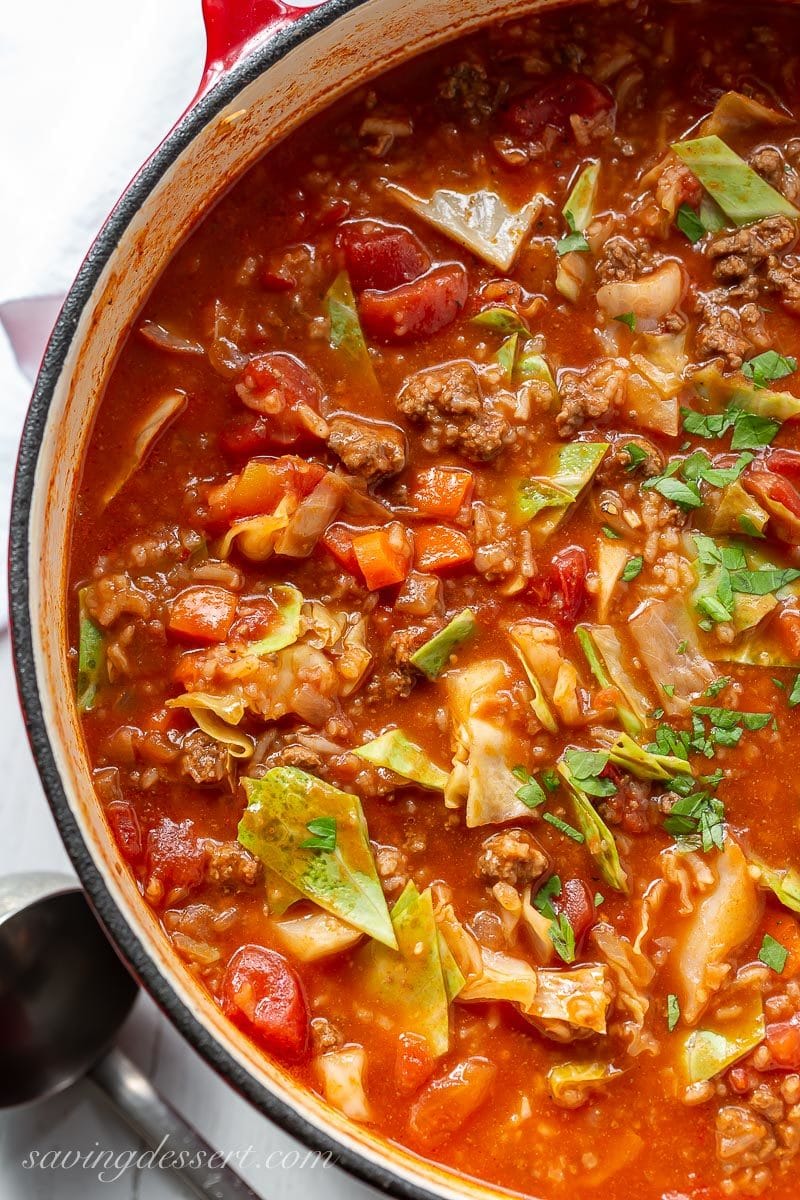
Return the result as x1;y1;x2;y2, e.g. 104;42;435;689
87;1047;263;1200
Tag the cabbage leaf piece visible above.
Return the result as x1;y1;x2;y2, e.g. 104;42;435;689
166;691;253;759
606;731;693;782
317;1044;372;1122
409;608;476;680
694;362;800;424
325;270;379;393
239;768;396;947
629;597;716;713
526;965;611;1038
77;589;105;713
507;620;561;733
680;990;765;1084
698;91;794;139
672;135;800;224
270;908;363;961
249;584;304;656
557;758;629;894
360;883;463;1057
576;624;650;736
445;660;536;826
750;857;800;913
389;184;543;271
353;729;450;791
515;443;608;539
547;1060;622;1108
672;839;762;1025
706;479;770;540
101;389;187;508
556;162;600;302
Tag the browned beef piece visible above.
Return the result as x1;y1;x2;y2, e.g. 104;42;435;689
695;298;770;371
477;829;549;888
438;61;499;123
556;360;627;438
180;729;229;785
707;215;797;299
766;255;800;313
749;146;800;204
201;839;263;888
595;235;653;284
366;627;422;703
397;362;512;463
327;414;407;482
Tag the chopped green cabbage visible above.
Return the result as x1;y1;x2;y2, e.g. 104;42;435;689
238;768;397;947
353;729;450;790
576;625;649;737
325;270;379;392
672;135;800;224
606;731;693;782
515;443;609;539
751;857;800;913
249;584;304;655
77;589;105;713
547;1060;622;1108
680;990;765;1083
557;758;629;893
410;609;477;680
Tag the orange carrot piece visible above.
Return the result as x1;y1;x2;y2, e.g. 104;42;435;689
168;585;238;642
761;907;800;977
320;523;360;575
415;525;474;573
352;524;412;590
409;467;474;519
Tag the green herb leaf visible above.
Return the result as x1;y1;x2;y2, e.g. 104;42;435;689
676;203;707;243
729;567;800;595
789;673;800;707
512;766;547;809
758;932;789;974
542;812;586;843
615;312;636;330
556;229;591;255
622;555;644;582
541;769;561;793
562;748;617;797
301;816;338;853
646;476;703;510
601;524;623;539
667;993;681;1031
625;443;649;472
742;351;797;390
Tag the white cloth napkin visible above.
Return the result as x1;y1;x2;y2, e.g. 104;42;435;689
0;0;206;627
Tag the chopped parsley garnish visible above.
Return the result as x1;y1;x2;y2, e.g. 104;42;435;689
662;682;676;697
667;993;681;1031
602;523;623;539
705;676;732;699
675;203;707;243
556;210;590;256
650;706;770;765
682;449;753;488
624;443;649;472
622;555;644;582
541;769;561;792
742;350;797;390
664;790;726;852
542;812;586;843
615;311;636;330
645;474;703;511
533;875;576;964
562;748;617;797
512;765;547;809
758;932;789;974
682;403;780;450
301;816;337;853
789;673;800;707
691;534;800;624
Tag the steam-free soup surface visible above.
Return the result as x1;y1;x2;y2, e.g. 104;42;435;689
71;3;800;1196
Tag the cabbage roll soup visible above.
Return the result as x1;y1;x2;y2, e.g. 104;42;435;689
70;1;800;1195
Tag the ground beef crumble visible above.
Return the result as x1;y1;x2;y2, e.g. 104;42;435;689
477;829;549;887
397;362;513;463
557;360;627;438
327;414;407;482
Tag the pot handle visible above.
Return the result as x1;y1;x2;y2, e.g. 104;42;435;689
200;0;330;98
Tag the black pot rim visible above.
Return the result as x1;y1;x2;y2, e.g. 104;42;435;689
7;5;447;1198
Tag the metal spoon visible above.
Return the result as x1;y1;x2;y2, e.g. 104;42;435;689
0;871;262;1199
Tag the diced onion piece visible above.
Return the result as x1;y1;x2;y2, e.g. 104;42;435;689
597;260;684;322
102;390;187;507
139;320;204;356
317;1045;373;1122
271;909;362;961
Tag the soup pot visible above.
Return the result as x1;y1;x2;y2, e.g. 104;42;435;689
9;1;581;1197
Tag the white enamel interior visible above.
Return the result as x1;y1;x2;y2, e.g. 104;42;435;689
26;1;572;1196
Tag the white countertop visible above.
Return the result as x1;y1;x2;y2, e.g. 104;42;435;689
0;2;377;1196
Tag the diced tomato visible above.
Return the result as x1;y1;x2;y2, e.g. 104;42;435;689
395;1032;436;1095
259;265;296;292
551;878;596;946
359;264;469;344
766;1014;800;1070
408;1057;497;1148
502;72;615;141
552;546;589;621
744;469;800;542
414;525;474;573
320;522;360;575
222;944;310;1062
210;456;326;521
408;467;474;518
106;799;143;864
313;197;351;230
337;221;431;292
146;818;207;892
774;605;800;658
766;448;800;481
352;523;412;590
167;586;238;643
233;352;325;449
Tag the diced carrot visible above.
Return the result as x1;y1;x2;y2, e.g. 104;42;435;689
408;467;474;519
415;525;473;573
320;523;360;575
352;523;412;590
168;585;237;642
209;456;326;521
761;907;800;977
